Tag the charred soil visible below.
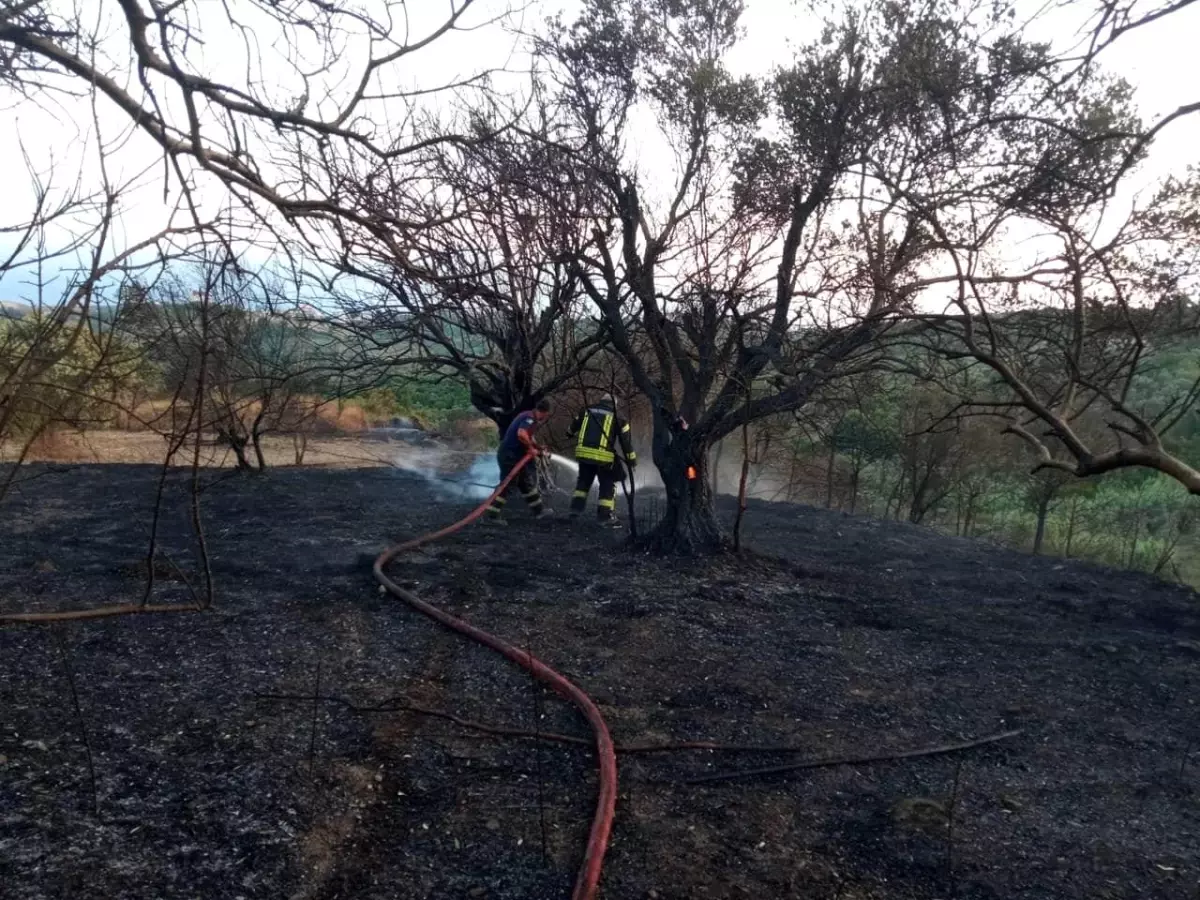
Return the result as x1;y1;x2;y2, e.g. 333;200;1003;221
1;463;1198;899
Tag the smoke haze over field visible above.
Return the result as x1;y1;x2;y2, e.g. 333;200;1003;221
389;446;499;502
387;436;812;509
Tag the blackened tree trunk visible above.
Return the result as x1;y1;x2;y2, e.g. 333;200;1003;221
825;441;837;509
251;426;267;472
250;407;268;472
848;462;863;514
489;409;515;440
908;479;930;523
469;374;539;441
1026;472;1066;555
645;428;725;555
217;426;254;471
962;493;977;538
732;418;751;552
1032;494;1051;555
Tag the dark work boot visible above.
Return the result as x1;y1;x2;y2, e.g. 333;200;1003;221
569;490;588;517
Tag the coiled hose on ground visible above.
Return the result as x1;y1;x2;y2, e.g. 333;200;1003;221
372;449;617;900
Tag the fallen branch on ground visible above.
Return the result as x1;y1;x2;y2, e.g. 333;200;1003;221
672;729;1023;785
0;602;203;624
253;693;1022;761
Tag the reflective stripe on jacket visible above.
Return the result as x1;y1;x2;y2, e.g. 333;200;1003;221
568;407;636;465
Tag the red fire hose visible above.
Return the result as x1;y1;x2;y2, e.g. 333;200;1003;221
372;450;617;900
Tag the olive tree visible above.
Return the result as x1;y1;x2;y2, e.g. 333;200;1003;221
535;0;1089;552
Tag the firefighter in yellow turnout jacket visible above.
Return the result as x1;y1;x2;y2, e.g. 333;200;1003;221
566;396;636;525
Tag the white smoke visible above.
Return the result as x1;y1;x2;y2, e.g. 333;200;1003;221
391;446;499;502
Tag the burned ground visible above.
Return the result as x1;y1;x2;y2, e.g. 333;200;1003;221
1;462;1198;899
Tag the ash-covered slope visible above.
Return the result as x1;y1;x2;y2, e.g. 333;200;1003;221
1;464;1197;899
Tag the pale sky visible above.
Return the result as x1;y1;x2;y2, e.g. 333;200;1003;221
0;0;1196;301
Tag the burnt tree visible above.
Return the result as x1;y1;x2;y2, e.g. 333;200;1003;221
537;0;1063;553
0;0;511;231
324;117;615;436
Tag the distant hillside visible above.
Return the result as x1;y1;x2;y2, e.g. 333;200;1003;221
0;300;30;319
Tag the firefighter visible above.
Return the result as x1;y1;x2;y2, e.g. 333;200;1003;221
485;399;552;524
566;395;636;526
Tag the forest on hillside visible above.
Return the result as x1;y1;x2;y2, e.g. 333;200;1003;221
4;288;1197;581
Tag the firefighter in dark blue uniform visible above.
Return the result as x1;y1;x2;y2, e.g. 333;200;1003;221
485;399;551;523
566;396;636;525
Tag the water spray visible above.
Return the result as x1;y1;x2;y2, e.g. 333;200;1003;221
547;452;579;476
